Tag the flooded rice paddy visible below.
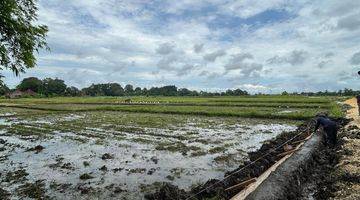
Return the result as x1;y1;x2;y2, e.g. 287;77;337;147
0;108;297;199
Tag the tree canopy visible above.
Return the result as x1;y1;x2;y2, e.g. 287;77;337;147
16;77;42;92
41;78;66;96
2;76;360;97
0;0;48;75
0;80;10;95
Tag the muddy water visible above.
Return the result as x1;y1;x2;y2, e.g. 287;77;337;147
0;114;296;199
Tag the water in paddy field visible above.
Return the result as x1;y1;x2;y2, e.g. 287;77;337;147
0;113;297;199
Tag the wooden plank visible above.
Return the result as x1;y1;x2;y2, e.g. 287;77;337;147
225;178;257;192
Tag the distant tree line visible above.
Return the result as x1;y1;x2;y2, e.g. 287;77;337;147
281;88;360;96
0;77;249;97
2;77;359;97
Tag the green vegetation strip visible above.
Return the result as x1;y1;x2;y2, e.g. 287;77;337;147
0;103;342;120
0;95;331;105
0;102;331;109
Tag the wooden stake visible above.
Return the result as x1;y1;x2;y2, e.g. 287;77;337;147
225;178;257;192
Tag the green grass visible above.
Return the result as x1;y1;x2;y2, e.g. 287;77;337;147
0;95;331;104
0;95;344;120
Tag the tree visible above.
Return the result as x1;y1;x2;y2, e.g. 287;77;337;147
0;0;48;75
0;80;10;95
160;85;177;96
17;77;42;92
106;83;124;96
124;84;134;95
142;88;148;96
82;84;104;96
41;78;67;96
134;87;142;95
225;89;234;96
281;91;288;95
178;88;191;96
64;86;80;97
233;89;248;95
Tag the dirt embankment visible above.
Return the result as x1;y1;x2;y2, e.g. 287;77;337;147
329;98;360;199
245;98;360;200
286;98;360;200
145;117;349;200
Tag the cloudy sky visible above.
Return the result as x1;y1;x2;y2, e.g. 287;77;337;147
3;0;360;93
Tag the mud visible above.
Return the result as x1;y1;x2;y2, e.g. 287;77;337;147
26;145;45;153
79;173;94;180
0;111;298;199
0;188;10;199
327;123;360;199
17;180;48;199
145;118;350;200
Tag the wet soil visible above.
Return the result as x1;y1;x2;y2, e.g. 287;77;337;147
145;117;350;200
0;111;297;199
327;98;360;200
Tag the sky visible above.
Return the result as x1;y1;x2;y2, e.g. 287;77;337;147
3;0;360;93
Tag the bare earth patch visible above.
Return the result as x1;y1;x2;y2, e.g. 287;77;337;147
332;98;360;200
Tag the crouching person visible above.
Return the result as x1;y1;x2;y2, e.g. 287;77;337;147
314;113;338;147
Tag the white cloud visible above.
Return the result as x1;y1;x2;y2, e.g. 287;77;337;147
224;53;263;77
2;0;360;93
193;43;204;53
350;51;360;65
203;49;226;62
337;13;360;31
219;0;288;18
156;42;175;55
240;84;268;90
267;50;308;66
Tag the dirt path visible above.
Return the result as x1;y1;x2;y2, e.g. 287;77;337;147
344;97;360;127
331;97;360;199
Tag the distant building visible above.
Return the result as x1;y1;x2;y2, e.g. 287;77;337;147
6;89;37;99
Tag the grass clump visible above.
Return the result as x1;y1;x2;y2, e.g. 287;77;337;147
5;169;28;183
79;173;94;180
209;146;226;154
17;180;47;199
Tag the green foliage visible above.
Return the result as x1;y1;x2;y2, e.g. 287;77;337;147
16;77;67;96
16;77;42;92
124;84;134;95
64;86;80;97
0;95;344;120
0;80;10;95
82;83;124;96
78;83;249;97
0;0;48;75
287;88;360;96
41;78;66;96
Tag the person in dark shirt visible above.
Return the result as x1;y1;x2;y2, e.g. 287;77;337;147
314;114;337;146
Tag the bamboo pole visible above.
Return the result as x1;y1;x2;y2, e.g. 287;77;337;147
225;178;257;192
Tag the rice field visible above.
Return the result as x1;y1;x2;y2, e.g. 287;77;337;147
0;96;343;199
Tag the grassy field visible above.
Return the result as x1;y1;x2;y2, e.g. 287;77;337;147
0;95;344;120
